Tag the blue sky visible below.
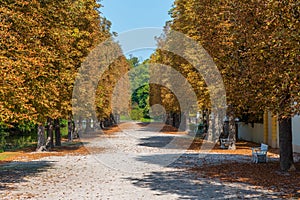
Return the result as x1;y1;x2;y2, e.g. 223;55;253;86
100;0;174;61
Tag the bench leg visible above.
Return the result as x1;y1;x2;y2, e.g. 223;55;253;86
252;155;258;163
254;155;267;163
220;143;226;149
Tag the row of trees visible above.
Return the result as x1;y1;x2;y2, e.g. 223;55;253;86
1;1;130;150
150;0;299;171
73;40;130;132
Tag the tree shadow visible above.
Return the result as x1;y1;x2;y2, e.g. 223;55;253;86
126;169;279;199
138;134;195;150
131;152;298;198
0;160;55;190
189;161;300;198
136;122;186;134
136;153;251;169
138;136;177;148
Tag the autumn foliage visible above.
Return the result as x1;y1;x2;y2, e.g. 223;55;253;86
0;0;130;150
150;0;299;170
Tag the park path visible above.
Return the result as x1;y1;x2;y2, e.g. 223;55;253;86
1;122;280;199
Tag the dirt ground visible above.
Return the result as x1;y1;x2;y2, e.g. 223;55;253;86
1;123;299;198
0;126;120;164
159;124;300;199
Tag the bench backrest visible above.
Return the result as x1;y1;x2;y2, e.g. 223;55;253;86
261;143;268;151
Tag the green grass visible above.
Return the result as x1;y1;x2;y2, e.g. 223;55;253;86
0;154;10;160
4;136;36;151
1;121;69;152
120;115;131;121
140;118;154;123
0;152;19;161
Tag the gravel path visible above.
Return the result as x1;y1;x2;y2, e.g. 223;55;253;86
0;122;281;199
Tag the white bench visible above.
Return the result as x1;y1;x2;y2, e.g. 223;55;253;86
252;143;268;163
220;137;234;149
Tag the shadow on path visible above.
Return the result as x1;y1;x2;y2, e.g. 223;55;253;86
136;153;251;168
127;152;280;199
138;135;194;150
138;136;177;148
126;169;276;199
0;161;55;190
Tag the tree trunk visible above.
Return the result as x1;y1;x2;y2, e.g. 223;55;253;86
172;112;176;127
100;120;104;129
235;121;239;142
36;124;46;151
166;113;171;125
68;118;73;142
179;112;186;131
279;116;295;171
104;118;108;128
186;112;191;133
92;117;97;131
173;113;180;128
207;113;214;141
228;114;236;150
203;110;209;134
212;111;222;142
46;118;54;149
110;113;116;125
54;119;61;146
86;118;92;132
72;119;77;138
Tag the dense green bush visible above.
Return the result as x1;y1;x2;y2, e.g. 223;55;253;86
0;121;37;151
60;119;68;138
130;108;144;120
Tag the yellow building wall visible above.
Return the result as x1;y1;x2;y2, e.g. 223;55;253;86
271;115;278;148
263;111;268;144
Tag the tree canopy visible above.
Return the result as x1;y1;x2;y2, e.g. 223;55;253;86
1;0;111;125
150;0;299;170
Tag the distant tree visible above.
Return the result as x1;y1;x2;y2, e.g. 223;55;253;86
128;58;151;119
